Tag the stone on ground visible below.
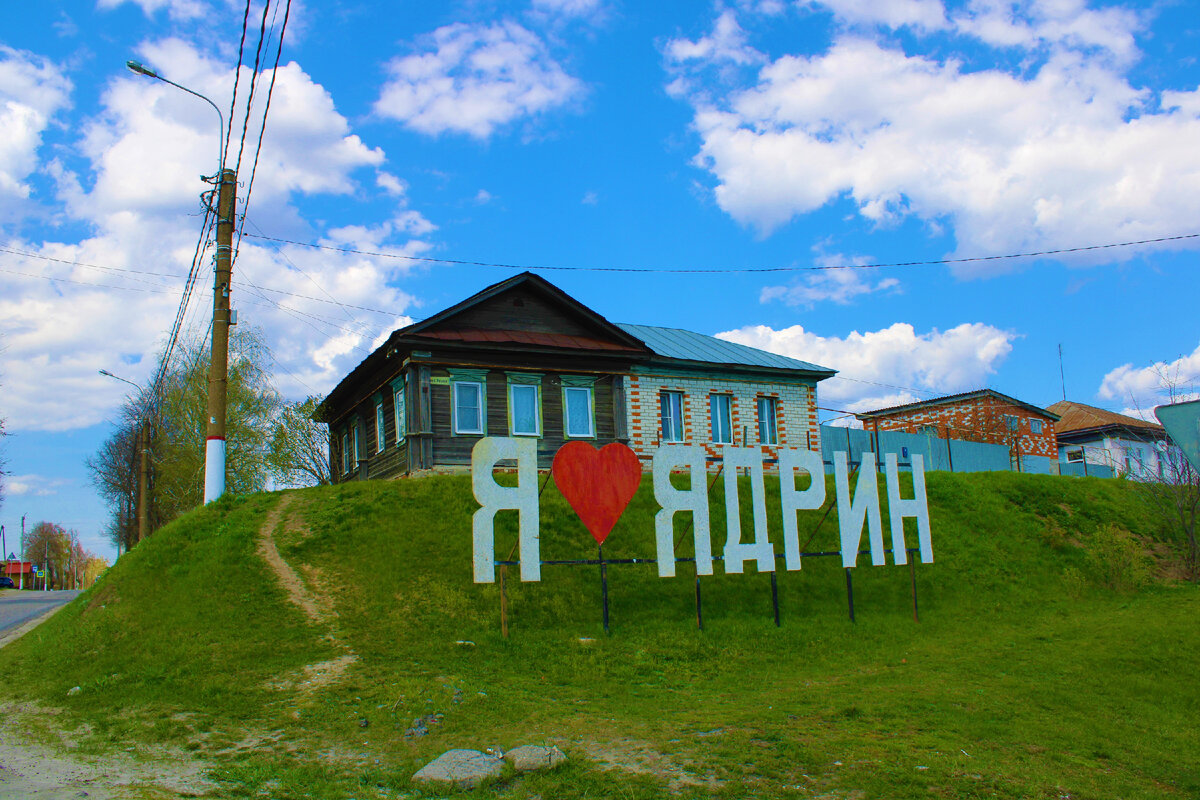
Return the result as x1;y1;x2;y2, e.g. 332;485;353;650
412;749;504;790
504;744;568;773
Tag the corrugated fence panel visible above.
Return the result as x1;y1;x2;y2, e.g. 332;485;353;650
1059;462;1116;479
1018;455;1053;475
947;438;1012;472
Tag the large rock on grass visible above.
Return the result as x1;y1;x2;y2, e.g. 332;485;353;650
412;749;504;790
505;744;567;772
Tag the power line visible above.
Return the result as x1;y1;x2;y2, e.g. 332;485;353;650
232;0;273;179
234;0;292;267
242;230;1200;274
0;247;398;315
224;0;253;164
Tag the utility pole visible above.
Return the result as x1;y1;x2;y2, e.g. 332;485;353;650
204;167;237;504
139;421;150;540
20;516;25;590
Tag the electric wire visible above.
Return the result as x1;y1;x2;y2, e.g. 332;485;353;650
233;0;292;266
224;0;253;164
232;0;273;179
242;230;1200;274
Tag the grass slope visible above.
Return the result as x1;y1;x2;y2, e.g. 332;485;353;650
0;470;1196;799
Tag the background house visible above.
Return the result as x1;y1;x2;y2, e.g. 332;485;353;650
1048;400;1169;479
856;389;1060;472
317;273;834;480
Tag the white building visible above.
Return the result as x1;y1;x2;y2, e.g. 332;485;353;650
1047;401;1168;479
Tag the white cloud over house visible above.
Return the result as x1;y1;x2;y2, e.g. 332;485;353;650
375;21;583;139
717;320;1015;412
667;4;1200;266
1098;342;1200;419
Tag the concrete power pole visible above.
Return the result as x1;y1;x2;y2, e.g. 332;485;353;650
204;167;237;504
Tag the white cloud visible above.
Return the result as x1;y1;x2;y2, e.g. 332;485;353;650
950;0;1141;62
375;21;583;139
474;188;493;204
806;0;948;32
581;190;598;205
1098;342;1200;416
96;0;207;21
6;474;69;497
672;34;1200;262
761;268;900;307
531;0;604;18
0;40;432;432
717;321;1014;410
0;46;73;213
666;10;763;66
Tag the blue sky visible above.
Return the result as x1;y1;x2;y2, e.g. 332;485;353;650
2;0;1199;561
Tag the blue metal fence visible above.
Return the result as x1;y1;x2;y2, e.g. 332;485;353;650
819;425;1113;478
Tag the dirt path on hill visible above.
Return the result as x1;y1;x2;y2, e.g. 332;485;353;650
257;493;358;695
0;724;216;799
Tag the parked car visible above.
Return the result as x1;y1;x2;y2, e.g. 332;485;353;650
0;576;15;589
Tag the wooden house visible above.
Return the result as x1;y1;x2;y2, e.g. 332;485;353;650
316;273;834;480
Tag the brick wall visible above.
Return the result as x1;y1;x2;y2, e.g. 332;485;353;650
624;372;821;471
864;395;1057;459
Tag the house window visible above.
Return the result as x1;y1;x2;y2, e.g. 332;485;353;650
509;384;541;436
341;431;351;475
757;396;778;445
564;387;594;438
1005;415;1019;432
393;378;407;442
1067;448;1083;462
453;381;485;435
660;391;684;443
710;394;733;444
920;424;939;436
375;402;386;453
351;423;360;463
1031;419;1044;435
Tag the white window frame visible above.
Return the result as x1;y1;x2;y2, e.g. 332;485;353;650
757;396;778;445
660;391;684;443
563;386;595;438
394;379;407;443
351;423;360;463
375;402;386;453
1004;414;1019;432
452;381;486;435
508;383;542;437
1031;419;1044;435
710;394;733;444
341;431;350;475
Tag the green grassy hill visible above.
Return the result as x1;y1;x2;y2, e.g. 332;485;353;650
1;470;1197;799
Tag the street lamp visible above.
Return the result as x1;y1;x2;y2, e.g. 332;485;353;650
126;60;225;175
100;369;152;545
126;58;237;505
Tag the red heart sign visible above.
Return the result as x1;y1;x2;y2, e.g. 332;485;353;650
552;441;642;545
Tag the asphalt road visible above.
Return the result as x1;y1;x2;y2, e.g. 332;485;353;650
0;590;81;635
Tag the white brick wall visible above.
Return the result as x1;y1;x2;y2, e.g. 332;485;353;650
623;372;821;471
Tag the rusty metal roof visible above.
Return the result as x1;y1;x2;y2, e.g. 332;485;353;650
1047;400;1163;435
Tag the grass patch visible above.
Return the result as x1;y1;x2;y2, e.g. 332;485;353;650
0;471;1196;798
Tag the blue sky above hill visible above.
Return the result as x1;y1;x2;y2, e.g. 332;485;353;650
2;0;1199;560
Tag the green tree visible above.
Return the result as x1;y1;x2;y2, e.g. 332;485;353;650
88;327;280;546
23;522;73;589
266;396;331;488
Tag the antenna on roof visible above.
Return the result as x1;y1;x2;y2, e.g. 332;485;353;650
1058;344;1067;402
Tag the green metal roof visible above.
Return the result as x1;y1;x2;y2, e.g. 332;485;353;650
616;323;834;376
